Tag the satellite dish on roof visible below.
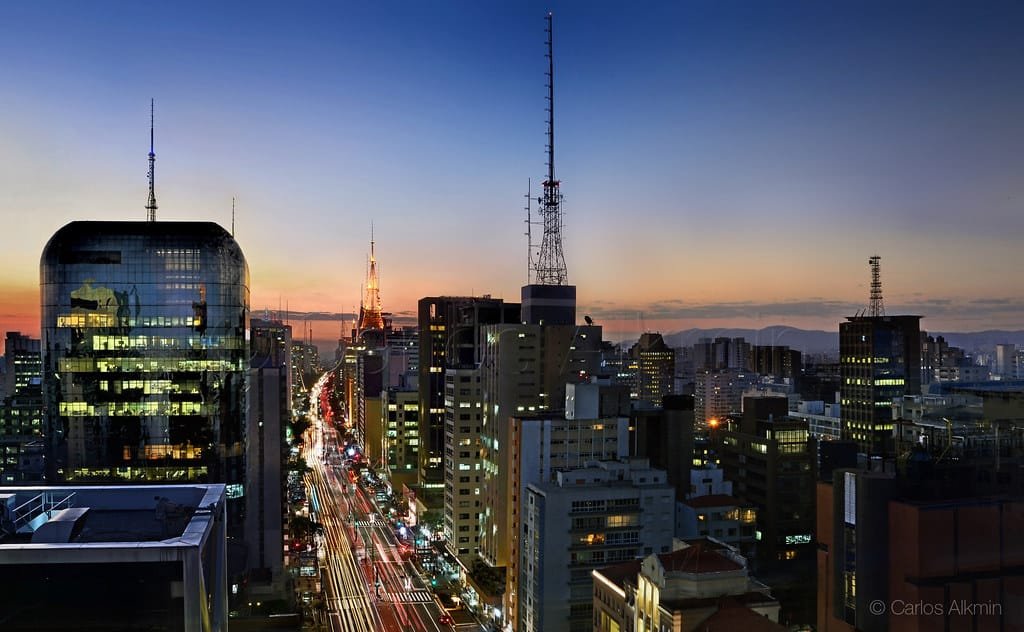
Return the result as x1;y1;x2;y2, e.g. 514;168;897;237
584;315;593;325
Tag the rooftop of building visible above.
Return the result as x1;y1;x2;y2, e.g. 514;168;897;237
42;220;244;265
593;559;644;591
657;538;745;574
690;601;787;631
0;484;224;550
685;494;751;509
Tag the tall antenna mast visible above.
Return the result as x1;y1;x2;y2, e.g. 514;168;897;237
869;255;885;317
524;178;534;283
146;99;158;222
231;197;236;236
532;12;568;286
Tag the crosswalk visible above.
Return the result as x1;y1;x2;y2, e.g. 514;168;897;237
379;589;433;604
353;515;388;527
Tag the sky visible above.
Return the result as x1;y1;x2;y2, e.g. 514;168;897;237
2;0;1023;352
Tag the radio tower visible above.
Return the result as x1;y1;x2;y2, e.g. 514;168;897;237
146;99;158;222
533;12;568;286
869;255;885;317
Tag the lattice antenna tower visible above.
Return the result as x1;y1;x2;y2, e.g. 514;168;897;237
146;99;158;222
524;178;542;283
869;255;885;317
532;12;568;286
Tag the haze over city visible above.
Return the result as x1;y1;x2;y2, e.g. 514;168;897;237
3;1;1024;350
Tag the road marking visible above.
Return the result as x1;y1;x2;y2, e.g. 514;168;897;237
380;589;434;603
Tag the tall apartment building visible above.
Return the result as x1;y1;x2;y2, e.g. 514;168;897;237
4;332;41;399
477;322;602;569
418;296;520;485
520;459;676;632
1;333;43;483
245;318;291;583
839;315;921;455
40;221;248;497
694;369;758;428
443;368;484;564
630;333;676;405
749;345;802;381
383;387;420;489
693;337;751;372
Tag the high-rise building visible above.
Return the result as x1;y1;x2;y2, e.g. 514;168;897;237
418;296;520;485
694;337;752;372
383;387;419;489
40;221;248;496
839;315;921;455
520;459;676;632
629;332;676;404
4;332;41;399
749;345;802;381
443;368;484;565
1;333;43;484
245;318;291;584
694;368;759;428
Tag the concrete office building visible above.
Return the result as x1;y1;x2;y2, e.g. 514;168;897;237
631;394;695;501
0;483;227;631
818;461;1024;632
520;459;676;632
40;222;248;497
839;315;921;455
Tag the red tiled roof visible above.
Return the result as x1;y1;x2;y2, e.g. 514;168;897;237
695;605;786;631
657;540;743;574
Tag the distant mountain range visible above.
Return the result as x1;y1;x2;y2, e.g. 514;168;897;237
660;327;1024;355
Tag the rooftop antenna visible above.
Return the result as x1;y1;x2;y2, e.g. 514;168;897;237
532;12;568;286
869;255;885;317
146;99;158;222
231;197;235;236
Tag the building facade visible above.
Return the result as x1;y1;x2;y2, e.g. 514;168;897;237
839;315;921;455
40;221;249;492
520;459;676;632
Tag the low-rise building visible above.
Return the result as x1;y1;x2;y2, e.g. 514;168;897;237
592;538;784;632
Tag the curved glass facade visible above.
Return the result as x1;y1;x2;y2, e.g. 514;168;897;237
40;221;249;484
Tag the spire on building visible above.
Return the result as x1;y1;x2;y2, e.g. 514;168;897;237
146;99;158;222
869;255;885;317
357;227;385;332
532;12;568;286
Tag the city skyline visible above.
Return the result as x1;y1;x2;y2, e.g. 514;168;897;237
3;1;1024;349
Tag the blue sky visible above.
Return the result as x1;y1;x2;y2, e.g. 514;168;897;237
2;1;1023;345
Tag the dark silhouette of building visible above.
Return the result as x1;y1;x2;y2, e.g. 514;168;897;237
716;396;816;565
629;333;676;405
630;394;694;501
417;296;519;484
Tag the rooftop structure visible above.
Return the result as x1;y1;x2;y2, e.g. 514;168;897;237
0;483;227;631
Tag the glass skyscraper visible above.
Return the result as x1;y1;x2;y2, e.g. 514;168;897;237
40;221;249;487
